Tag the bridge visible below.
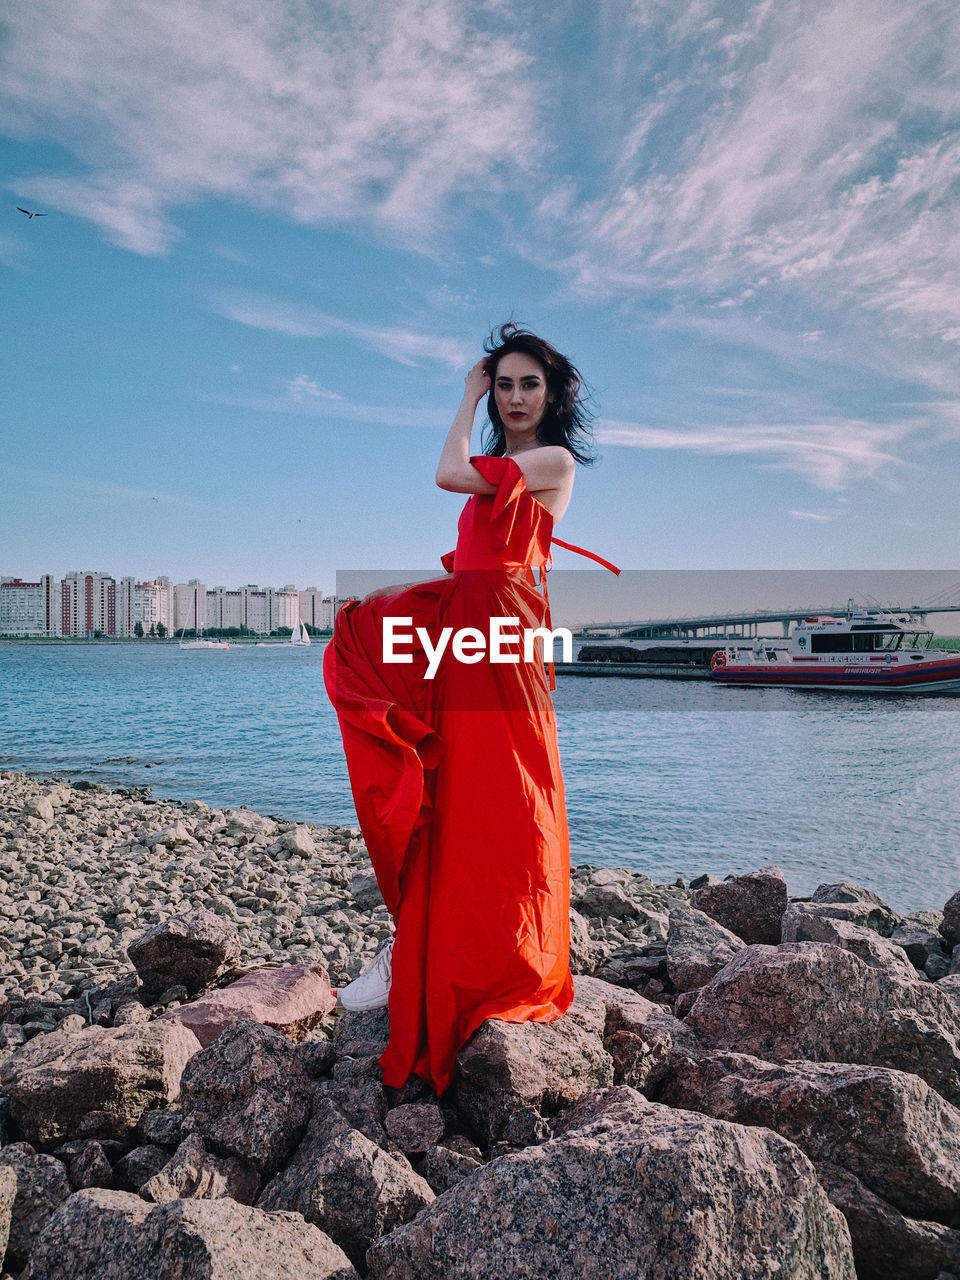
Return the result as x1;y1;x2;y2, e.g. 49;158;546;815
576;602;960;641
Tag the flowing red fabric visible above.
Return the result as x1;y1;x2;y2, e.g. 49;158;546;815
323;455;618;1095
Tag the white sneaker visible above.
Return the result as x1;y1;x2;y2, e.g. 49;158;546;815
338;938;394;1011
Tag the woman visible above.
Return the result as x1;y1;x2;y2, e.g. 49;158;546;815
323;323;617;1097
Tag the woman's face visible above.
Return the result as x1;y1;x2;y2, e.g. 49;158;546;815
493;351;551;434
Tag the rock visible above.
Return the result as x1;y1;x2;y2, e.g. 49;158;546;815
140;1133;260;1205
331;1007;390;1061
808;882;901;936
0;1143;72;1273
65;1140;114;1189
815;1159;960;1280
0;1021;201;1145
226;810;276;837
176;1020;311;1179
348;871;382;909
22;797;54;822
685;943;960;1105
126;908;241;1000
257;1097;434;1270
937;975;960;1016
420;1142;481;1194
593;941;666;993
892;913;949;968
299;1038;337;1079
136;1108;185;1149
690;866;787;944
0;1164;14;1266
320;1058;390;1147
941;890;960;948
585;976;699;1093
453;981;613;1146
158;964;336;1047
927;953;952;981
660;1051;960;1226
665;907;746;993
283;825;318;857
384;1103;444;1154
578;882;644;919
366;1085;855;1280
144;821;194;849
23;1187;358;1280
110;1143;170;1193
568;908;597;974
781;905;916;977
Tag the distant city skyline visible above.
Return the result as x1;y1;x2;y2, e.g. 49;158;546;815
3;3;960;591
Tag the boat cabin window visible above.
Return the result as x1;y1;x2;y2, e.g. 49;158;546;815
809;629;931;653
810;631;893;653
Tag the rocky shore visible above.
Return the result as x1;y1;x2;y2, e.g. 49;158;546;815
2;770;960;1279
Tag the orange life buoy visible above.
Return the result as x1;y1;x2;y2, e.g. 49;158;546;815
711;650;727;669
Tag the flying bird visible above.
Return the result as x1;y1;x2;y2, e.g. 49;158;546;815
17;207;46;219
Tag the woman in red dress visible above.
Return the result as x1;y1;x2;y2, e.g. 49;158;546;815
323;324;616;1097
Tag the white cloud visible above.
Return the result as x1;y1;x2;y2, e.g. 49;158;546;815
789;509;835;522
0;0;536;254
596;417;910;490
283;374;342;401
555;0;960;348
211;290;473;369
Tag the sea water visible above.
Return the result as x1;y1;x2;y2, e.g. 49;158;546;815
1;642;958;912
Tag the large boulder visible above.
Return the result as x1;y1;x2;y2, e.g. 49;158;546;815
664;907;746;993
0;1021;201;1145
685;943;960;1104
0;1164;15;1266
941;889;960;948
0;1143;72;1273
576;975;698;1094
140;1133;261;1205
815;1159;960;1280
452;979;613;1145
22;1187;358;1280
781;905;916;978
127;908;241;1000
807;883;901;936
257;1097;434;1270
158;964;336;1047
176;1020;311;1178
892;912;949;969
690;867;787;944
660;1051;960;1226
366;1085;855;1279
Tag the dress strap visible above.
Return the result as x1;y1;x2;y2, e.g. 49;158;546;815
550;536;621;575
541;538;619;690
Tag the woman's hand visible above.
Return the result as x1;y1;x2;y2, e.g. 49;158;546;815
463;358;490;405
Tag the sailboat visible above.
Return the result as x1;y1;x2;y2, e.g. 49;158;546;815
290;617;311;647
179;584;230;650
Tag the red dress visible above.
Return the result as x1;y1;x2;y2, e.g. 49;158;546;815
323;455;617;1095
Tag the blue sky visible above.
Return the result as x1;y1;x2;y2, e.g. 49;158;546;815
2;0;959;622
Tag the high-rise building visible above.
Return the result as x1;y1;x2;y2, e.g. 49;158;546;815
61;571;116;637
173;580;207;633
0;575;61;636
117;577;173;636
208;586;243;631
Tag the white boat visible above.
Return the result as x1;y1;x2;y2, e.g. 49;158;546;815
290;617;311;647
179;584;230;650
710;608;960;694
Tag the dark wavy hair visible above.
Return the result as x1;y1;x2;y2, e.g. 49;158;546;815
481;322;596;465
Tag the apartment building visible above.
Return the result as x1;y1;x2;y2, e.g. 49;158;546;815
0;576;61;636
61;571;116;638
117;577;173;637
